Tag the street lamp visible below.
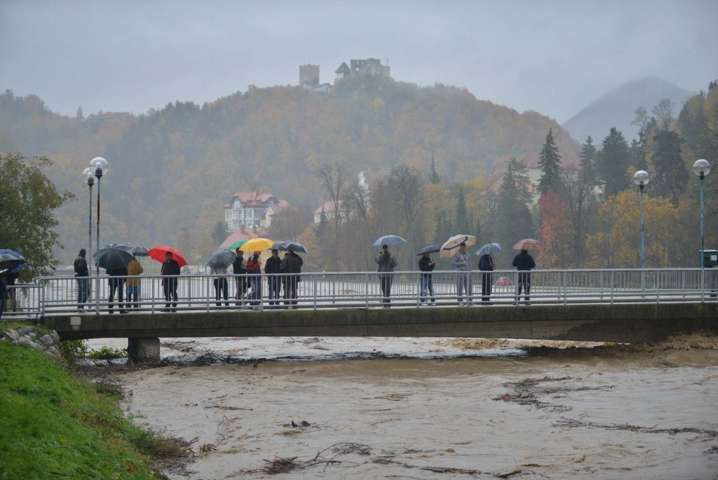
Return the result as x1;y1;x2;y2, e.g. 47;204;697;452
633;170;650;269
693;159;711;269
82;167;95;270
89;157;109;275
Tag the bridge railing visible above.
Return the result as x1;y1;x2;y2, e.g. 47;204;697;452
2;268;715;318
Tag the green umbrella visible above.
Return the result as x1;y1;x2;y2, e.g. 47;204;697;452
228;239;247;251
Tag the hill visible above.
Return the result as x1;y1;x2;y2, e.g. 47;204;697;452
0;77;578;263
563;76;693;143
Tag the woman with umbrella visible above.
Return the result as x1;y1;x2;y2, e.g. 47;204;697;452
477;243;500;304
442;235;476;306
207;249;235;308
95;247;134;313
374;235;404;307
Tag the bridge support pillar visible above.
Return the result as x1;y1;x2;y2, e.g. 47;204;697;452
127;337;160;364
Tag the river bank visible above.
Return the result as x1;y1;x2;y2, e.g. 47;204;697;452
0;323;187;480
110;335;718;479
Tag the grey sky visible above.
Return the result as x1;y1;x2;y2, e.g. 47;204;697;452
1;0;716;122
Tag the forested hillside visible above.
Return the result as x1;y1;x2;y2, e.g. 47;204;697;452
0;77;578;263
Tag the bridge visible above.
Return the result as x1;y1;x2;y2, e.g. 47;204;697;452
4;269;718;362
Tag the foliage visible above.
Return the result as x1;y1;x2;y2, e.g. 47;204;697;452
650;128;686;204
0;153;73;277
0;341;173;479
539;191;573;267
60;339;89;361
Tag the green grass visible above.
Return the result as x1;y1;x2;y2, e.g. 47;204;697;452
0;341;179;479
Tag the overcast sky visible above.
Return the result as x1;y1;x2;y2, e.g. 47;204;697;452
1;0;716;122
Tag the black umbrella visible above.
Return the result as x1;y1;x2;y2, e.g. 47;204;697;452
417;244;441;256
95;248;134;272
0;249;25;271
276;241;309;255
103;243;150;257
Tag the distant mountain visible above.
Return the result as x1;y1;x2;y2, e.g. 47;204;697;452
563;77;693;143
0;78;578;262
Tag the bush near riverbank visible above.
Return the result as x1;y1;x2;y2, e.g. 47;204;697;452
0;333;177;479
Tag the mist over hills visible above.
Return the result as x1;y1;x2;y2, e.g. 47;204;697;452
563;76;694;143
0;76;578;263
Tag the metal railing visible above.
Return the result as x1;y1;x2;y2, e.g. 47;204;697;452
2;268;716;319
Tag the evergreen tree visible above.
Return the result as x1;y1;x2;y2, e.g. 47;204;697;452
677;92;708;156
598;127;631;196
496;158;533;263
650;128;687;204
537;128;562;194
454;186;472;233
578;136;597;186
429;151;440;184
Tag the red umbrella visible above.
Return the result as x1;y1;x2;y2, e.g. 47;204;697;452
148;245;188;267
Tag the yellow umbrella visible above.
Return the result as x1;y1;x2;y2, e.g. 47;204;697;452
239;237;274;253
440;234;477;257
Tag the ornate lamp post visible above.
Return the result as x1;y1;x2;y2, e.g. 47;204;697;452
693;159;712;269
89;157;109;276
82;167;95;277
633;170;650;269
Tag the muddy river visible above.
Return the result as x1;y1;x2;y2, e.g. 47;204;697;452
100;337;718;479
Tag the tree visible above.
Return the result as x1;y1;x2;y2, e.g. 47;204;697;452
537;128;562;195
650;128;687;204
652;98;674;129
429;151;440;184
495;158;533;264
538;191;572;267
315;162;348;270
578;137;596;186
0;154;72;276
211;221;227;246
454;186;472;234
598;127;631;196
564;139;598;266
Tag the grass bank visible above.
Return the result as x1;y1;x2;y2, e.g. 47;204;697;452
0;332;182;479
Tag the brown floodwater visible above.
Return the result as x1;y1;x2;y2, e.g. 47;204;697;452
118;342;718;480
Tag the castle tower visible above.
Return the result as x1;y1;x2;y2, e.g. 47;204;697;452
299;64;320;88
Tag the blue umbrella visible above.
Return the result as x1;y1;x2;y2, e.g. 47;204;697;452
0;249;26;271
207;249;236;269
475;243;501;256
417;244;441;256
373;234;407;248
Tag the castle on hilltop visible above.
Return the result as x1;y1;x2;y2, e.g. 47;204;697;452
299;58;391;90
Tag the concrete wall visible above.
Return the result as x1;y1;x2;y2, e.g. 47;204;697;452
42;303;718;344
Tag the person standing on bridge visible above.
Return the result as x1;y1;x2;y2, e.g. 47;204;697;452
453;242;472;305
512;249;535;304
74;249;90;309
245;251;262;308
232;249;247;306
281;245;303;308
126;256;143;309
161;251;181;312
375;245;397;307
265;248;282;307
418;252;435;305
212;265;229;308
478;252;495;304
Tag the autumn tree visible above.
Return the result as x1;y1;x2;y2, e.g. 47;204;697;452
650;128;687;204
315;162;348;270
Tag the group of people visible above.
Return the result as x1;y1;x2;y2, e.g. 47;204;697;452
213;246;303;308
73;249;180;312
377;243;536;307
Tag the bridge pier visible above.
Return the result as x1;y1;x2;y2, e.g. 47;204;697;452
127;337;160;364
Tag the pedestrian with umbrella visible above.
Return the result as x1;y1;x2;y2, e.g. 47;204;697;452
232;248;247;306
452;242;473;306
512;239;538;304
95;247;134;313
126;256;144;309
477;243;500;304
374;235;403;307
160;251;182;311
417;245;439;304
280;244;304;308
74;249;90;309
207;249;235;308
245;251;262;307
0;250;25;316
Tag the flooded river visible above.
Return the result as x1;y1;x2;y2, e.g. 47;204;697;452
103;337;718;479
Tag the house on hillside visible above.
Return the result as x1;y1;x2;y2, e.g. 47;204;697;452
335;58;391;83
224;191;289;231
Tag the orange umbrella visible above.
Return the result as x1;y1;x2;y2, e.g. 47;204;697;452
512;238;541;250
148;245;188;267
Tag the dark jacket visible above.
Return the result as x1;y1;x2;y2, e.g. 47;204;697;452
232;255;246;274
281;252;303;274
74;256;89;277
512;252;535;271
161;259;181;276
478;254;495;272
418;256;435;272
375;252;397;273
264;256;282;274
107;266;128;277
